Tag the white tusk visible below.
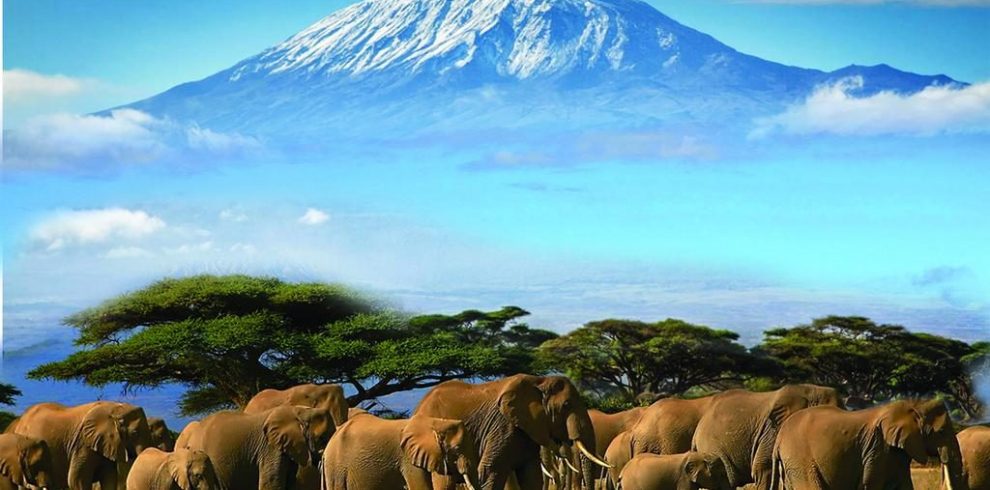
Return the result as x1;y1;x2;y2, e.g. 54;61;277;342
575;440;612;469
943;464;954;490
540;462;556;482
461;471;478;490
561;456;580;473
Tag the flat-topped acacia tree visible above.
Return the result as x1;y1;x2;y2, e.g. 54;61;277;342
30;274;555;415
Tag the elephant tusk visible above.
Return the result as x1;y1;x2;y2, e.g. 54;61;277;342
575;440;612;468
943;464;954;490
561;456;580;473
461;472;478;490
540;462;556;482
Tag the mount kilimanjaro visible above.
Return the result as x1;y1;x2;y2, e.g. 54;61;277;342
122;0;961;138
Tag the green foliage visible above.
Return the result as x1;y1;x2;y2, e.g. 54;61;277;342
538;318;776;402
31;275;554;415
0;412;17;432
0;383;21;406
758;315;983;418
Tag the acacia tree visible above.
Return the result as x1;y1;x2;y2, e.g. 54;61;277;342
538;318;775;402
758;315;983;418
30;275;555;415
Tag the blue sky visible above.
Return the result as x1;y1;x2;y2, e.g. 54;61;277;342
3;0;989;337
3;0;989;423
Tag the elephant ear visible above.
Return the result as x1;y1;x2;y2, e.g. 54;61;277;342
0;445;21;482
264;407;311;468
498;376;553;447
880;405;929;464
72;407;125;462
400;417;448;473
169;449;193;490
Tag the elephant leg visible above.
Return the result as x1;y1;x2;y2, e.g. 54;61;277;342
515;462;544;490
99;464;119;490
67;452;99;490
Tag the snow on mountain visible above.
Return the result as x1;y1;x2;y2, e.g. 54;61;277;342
123;0;961;137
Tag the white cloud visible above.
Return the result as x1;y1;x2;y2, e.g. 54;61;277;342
298;208;330;226
738;0;990;5
31;208;166;251
3;109;262;171
751;77;990;138
219;209;248;222
3;69;89;101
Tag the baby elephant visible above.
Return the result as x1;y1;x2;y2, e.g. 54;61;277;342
0;433;53;490
619;452;732;490
126;447;221;490
323;412;481;490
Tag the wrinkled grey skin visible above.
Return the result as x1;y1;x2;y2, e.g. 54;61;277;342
414;375;600;490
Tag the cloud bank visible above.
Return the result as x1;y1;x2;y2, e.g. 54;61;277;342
3;69;89;101
752;77;990;138
2;109;262;171
30;208;166;251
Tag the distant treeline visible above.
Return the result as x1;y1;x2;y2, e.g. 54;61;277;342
19;275;989;421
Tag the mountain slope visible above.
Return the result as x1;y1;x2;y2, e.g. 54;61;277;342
124;0;960;137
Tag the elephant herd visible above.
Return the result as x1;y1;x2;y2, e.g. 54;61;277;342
0;376;986;490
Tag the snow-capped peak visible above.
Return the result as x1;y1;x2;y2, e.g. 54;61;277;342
229;0;726;82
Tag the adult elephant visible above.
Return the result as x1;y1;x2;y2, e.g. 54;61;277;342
8;402;129;490
618;452;732;490
126;447;221;490
413;374;608;490
691;384;841;489
588;408;646;463
244;383;349;489
958;425;990;490
244;383;349;428
178;405;334;490
772;399;967;490
323;412;481;489
148;417;175;451
0;433;53;490
604;396;715;488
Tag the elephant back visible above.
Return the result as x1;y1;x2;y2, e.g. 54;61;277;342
958;426;990;490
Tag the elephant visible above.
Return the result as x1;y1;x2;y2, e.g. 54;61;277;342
244;383;348;489
0;433;53;490
177;405;334;490
771;399;967;490
413;374;609;490
148;418;175;451
323;411;481;489
588;408;646;464
244;384;349;427
125;448;221;490
691;384;841;489
618;452;732;490
956;425;989;490
8;402;130;490
604;396;715;489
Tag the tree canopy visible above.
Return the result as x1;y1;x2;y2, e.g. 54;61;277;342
758;315;982;418
538;318;776;402
0;384;20;406
30;275;556;415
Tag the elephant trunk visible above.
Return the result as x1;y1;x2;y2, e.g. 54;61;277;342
938;439;968;490
455;453;481;490
565;410;608;489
